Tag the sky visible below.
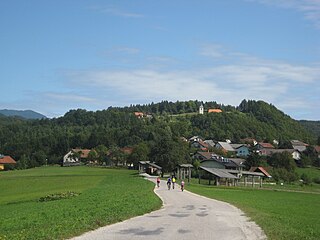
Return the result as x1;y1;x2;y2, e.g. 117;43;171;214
0;0;319;119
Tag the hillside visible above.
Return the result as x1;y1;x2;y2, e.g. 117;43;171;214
299;120;320;137
0;100;316;168
0;109;47;119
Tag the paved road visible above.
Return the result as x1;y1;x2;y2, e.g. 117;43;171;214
72;178;266;240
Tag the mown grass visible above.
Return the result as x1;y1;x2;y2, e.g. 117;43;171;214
0;166;161;240
187;183;320;240
296;167;320;180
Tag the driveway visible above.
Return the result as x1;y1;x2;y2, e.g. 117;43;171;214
72;178;266;240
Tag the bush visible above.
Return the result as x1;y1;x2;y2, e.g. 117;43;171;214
39;191;80;202
313;177;320;184
300;173;312;185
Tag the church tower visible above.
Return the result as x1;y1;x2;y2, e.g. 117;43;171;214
199;103;204;114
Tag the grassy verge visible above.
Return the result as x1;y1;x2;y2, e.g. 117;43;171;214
187;183;320;240
0;166;161;240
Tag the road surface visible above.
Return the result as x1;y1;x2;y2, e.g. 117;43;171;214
72;178;266;240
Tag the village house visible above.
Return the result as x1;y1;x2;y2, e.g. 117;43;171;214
0;155;16;170
63;149;92;166
290;140;308;152
259;148;301;161
230;144;250;157
215;141;236;153
256;142;275;150
138;161;162;175
191;140;209;151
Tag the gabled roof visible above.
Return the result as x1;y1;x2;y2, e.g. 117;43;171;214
249;167;272;178
217;142;235;152
200;166;238;179
0;156;16;164
290;140;308;146
230;144;247;149
147;162;162;169
257;142;274;149
204;140;216;148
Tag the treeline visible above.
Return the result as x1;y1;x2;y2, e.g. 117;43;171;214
0;100;316;169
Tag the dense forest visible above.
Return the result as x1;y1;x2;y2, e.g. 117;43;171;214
0;100;317;170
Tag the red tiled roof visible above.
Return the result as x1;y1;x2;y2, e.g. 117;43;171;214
134;112;144;117
0;156;17;164
121;147;133;155
249;166;272;178
208;109;222;113
72;149;91;158
258;142;274;149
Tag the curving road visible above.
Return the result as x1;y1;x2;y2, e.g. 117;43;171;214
72;177;266;240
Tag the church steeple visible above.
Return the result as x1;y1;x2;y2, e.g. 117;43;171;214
199;103;204;114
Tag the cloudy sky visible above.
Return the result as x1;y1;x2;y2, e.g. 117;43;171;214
1;0;319;119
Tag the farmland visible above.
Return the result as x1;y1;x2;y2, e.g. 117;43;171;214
0;167;161;240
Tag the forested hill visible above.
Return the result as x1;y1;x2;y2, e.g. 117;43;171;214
0;109;47;119
299;120;320;137
0;100;316;167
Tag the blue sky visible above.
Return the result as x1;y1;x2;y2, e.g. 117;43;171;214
0;0;319;119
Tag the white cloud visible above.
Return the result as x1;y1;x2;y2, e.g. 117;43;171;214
248;0;320;28
90;6;144;18
200;44;225;59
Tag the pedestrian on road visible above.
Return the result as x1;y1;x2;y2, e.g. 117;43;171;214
181;180;185;191
156;176;161;188
172;176;176;189
167;177;172;190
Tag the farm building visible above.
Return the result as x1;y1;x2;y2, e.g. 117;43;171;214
0;155;17;170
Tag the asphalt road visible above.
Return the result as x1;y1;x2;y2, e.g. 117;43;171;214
72;178;266;240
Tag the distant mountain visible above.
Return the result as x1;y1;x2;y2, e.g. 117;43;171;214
299;120;320;137
0;109;47;119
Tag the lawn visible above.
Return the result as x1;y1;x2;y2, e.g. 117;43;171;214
187;183;320;240
0;166;161;240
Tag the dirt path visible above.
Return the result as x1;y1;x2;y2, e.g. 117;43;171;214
72;178;266;240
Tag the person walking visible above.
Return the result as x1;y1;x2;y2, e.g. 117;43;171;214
156;176;161;188
172;176;176;189
167;177;172;190
181;180;185;192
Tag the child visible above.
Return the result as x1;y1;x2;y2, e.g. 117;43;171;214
172;176;176;189
167;177;172;190
156;177;161;188
181;180;185;191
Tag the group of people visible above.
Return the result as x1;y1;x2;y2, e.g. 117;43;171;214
156;176;184;191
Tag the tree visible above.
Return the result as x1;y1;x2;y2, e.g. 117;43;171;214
128;142;150;168
244;152;265;170
94;145;109;165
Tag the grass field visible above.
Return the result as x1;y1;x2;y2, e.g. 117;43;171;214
187;183;320;240
0;166;161;240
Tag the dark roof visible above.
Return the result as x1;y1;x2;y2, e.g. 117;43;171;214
148;162;162;169
200;166;238;179
195;151;220;160
0;156;16;164
227;169;264;177
178;164;193;168
228;158;246;167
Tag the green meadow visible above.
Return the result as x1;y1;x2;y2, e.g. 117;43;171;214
0;167;161;240
187;183;320;240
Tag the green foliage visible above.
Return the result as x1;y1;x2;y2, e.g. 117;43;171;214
0;100;316;169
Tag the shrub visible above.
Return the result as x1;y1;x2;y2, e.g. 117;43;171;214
39;191;80;202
